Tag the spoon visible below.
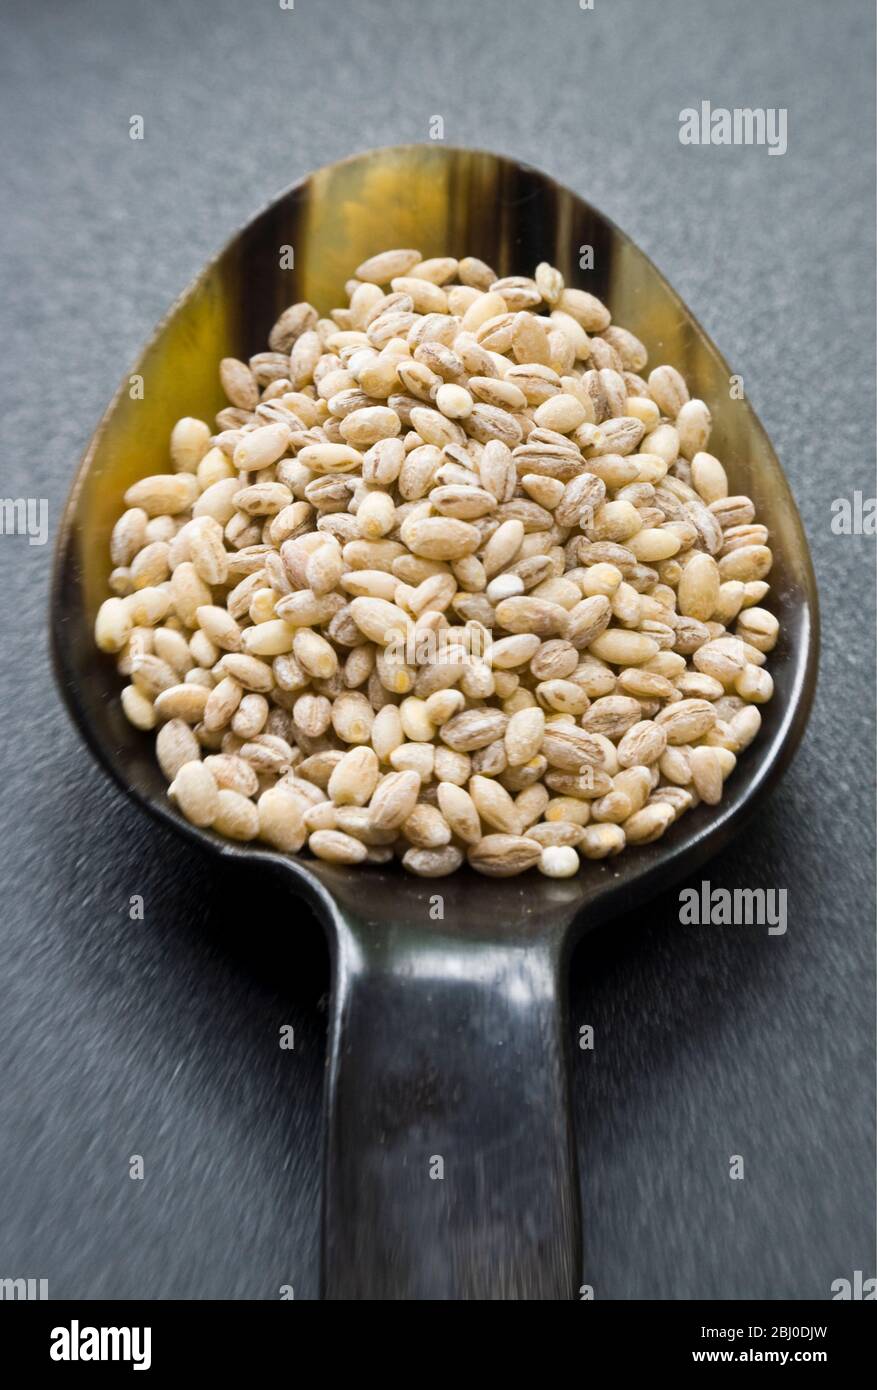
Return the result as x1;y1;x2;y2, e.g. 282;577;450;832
51;144;818;1301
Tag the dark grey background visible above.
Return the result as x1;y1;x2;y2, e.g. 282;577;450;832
1;0;874;1299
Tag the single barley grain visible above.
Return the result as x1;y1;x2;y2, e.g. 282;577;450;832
538;845;580;878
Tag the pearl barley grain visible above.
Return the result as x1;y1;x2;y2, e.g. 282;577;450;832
436;383;473;419
539;845;580;878
170;761;219;828
98;246;780;877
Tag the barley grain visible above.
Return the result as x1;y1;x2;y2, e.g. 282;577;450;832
170;761;219;827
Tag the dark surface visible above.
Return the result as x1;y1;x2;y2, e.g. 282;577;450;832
0;0;873;1299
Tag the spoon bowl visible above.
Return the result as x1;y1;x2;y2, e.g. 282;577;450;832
52;144;818;1300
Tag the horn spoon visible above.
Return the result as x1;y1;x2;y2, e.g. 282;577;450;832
51;145;818;1301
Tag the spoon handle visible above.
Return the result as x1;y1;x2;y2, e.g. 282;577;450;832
321;915;581;1300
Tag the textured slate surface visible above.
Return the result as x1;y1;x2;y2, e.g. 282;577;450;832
0;0;873;1299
